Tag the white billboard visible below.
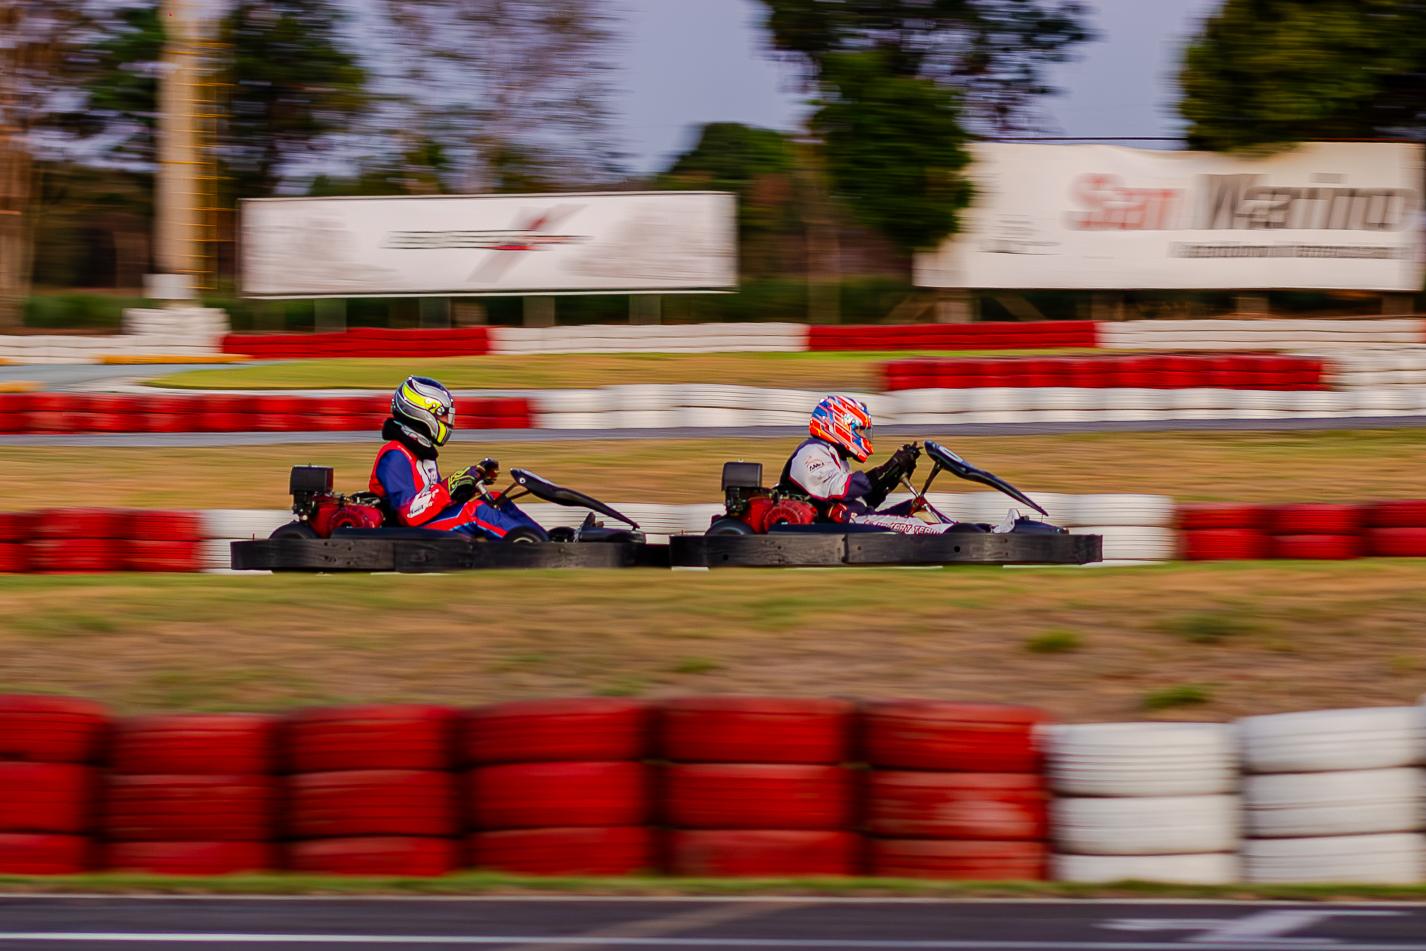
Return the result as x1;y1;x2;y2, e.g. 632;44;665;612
915;142;1423;291
241;191;737;298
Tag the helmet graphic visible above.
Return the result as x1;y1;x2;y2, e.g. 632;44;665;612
392;376;456;448
809;394;873;462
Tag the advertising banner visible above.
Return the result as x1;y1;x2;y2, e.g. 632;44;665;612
241;191;737;298
914;142;1423;291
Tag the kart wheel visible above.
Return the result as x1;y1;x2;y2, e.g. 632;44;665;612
547;527;577;543
269;521;318;541
502;527;545;545
705;517;754;537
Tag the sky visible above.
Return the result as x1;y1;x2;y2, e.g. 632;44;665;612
618;0;1224;173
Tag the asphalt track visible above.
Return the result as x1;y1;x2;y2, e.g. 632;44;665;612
1;896;1425;950
5;416;1426;448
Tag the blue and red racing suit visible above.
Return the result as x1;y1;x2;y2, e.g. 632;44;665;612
368;437;539;539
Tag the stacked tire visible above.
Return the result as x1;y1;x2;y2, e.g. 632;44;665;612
283;705;461;876
0;695;108;873
30;509;127;573
863;702;1051;880
1238;707;1426;884
102;714;279;874
0;512;30;573
1363;501;1426;557
1178;504;1272;561
659;697;860;877
1047;723;1239;884
124;512;205;572
464;699;656;876
1267;504;1363;560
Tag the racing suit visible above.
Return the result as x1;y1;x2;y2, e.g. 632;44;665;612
778;437;957;535
368;420;537;539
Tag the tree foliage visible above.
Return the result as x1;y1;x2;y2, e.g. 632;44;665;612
814;52;973;252
760;0;1093;131
1180;0;1426;150
378;0;625;190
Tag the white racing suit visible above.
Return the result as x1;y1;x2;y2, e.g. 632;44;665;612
779;438;960;535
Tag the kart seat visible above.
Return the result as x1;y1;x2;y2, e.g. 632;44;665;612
722;461;763;491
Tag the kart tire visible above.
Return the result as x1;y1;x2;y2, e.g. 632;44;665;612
0;763;97;834
547;527;577;543
865;772;1048;840
468;827;656;876
666;830;861;877
466;761;652;830
111;714;279;776
0;834;93;874
268;522;318;541
867;838;1047;881
662;764;855;831
286;770;459;838
671;534;844;568
283;705;459;772
286;836;461;877
861;701;1050;773
502;527;546;545
658;696;854;764
705;518;755;537
461;699;652;765
842;532;1100;566
102;775;278;842
0;695;110;763
103;841;277;875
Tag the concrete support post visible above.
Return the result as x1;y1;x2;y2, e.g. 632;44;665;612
156;0;200;288
934;290;976;324
1091;292;1126;321
314;298;346;333
523;295;555;328
420;297;451;328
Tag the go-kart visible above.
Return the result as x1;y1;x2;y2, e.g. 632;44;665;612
231;464;664;572
671;440;1102;568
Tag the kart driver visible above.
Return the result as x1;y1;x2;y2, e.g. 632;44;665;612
368;376;534;539
777;394;958;535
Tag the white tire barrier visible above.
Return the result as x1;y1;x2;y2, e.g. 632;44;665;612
1047;723;1237;797
1051;852;1240;885
1052;795;1239;856
1073;526;1178;562
1242;833;1426;884
1244;768;1424;838
1239;707;1426;773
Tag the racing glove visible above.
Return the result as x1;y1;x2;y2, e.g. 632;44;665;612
447;466;481;505
476;458;499;483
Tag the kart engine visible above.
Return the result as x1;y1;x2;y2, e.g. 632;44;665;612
719;461;817;533
289;466;385;538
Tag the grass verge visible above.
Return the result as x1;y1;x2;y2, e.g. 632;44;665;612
3;430;1425;509
2;872;1426;901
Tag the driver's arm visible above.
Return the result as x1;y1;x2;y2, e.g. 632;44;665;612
376;453;454;526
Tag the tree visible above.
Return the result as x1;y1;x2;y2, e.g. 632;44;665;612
760;0;1093;132
377;0;625;191
814;53;973;253
1179;0;1426;150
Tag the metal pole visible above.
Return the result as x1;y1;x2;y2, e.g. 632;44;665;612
156;0;200;294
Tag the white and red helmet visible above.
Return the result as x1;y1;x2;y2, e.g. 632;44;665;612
809;394;873;462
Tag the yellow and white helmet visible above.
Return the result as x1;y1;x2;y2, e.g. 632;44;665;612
392;376;455;447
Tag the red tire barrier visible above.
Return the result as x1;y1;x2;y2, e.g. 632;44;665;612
1270;534;1364;560
103;841;277;875
468;827;657;876
112;714;278;776
103;775;277;842
0;695;109;763
662;764;854;831
32;509;127;540
1364;500;1426;529
127;511;203;542
283;705;458;772
286;836;461;877
658;697;854;764
812;321;1098;354
1365;527;1426;557
861;702;1048;773
865;772;1047;840
868;838;1047;880
0;543;30;573
0;763;96;833
467;761;651;830
28;538;123;573
461;698;651;765
1268;503;1362;536
1181;528;1272;561
1176;504;1271;531
287;769;458;839
0;512;33;541
666;830;861;877
0;834;92;874
123;539;203;572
